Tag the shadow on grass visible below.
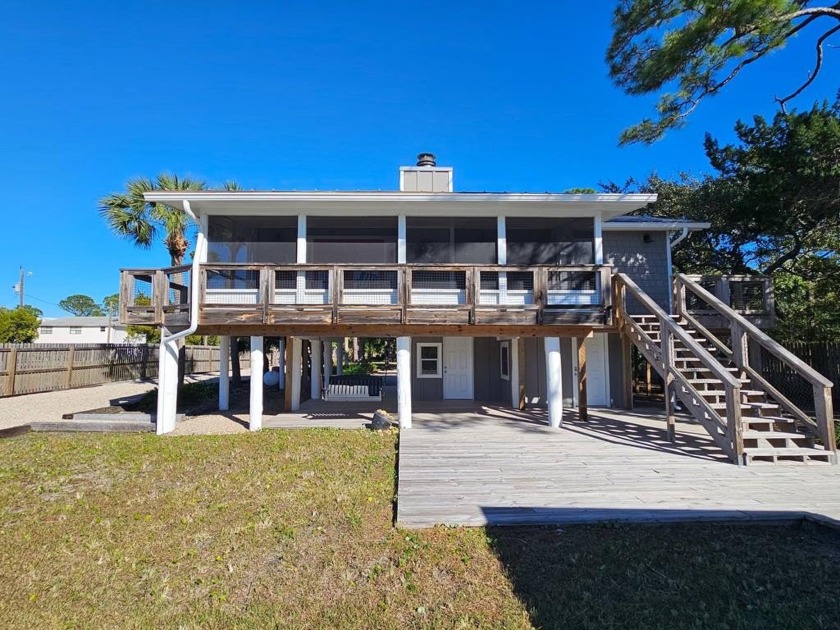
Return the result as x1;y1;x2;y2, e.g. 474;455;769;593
483;508;840;630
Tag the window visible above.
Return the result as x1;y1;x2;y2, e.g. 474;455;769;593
500;341;510;381
416;343;442;378
69;327;82;335
40;327;52;335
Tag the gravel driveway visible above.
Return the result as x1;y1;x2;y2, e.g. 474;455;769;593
0;375;216;431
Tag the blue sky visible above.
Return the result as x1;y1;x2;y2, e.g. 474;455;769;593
1;1;837;316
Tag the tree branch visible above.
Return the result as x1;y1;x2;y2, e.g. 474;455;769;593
776;23;840;112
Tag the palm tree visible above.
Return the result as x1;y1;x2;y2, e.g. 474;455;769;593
99;173;207;265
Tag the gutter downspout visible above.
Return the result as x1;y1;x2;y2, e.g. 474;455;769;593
156;199;206;434
666;227;689;314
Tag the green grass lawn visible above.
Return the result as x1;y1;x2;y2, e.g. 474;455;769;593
1;430;839;629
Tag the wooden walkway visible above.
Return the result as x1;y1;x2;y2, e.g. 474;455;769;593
396;406;840;529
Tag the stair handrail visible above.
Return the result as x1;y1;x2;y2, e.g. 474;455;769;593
616;273;744;462
675;273;835;454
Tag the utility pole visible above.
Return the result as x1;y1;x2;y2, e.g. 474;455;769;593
12;266;26;308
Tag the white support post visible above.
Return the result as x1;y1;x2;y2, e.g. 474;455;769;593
297;214;307;303
156;337;180;435
544;337;563;428
396;336;412;428
219;335;230;411
497;215;507;265
291;337;302;411
249;336;264;431
498;216;508;305
323;340;332;389
277;338;286;390
593;213;603;265
336;339;344;375
510;337;520;409
310;339;322;400
398;215;407;264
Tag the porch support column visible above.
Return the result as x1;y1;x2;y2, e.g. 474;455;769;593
593;213;603;265
285;337;302;412
397;216;407;264
249;336;263;431
336;339;344;375
219;335;230;411
277;338;286;390
510;338;520;409
311;339;322;400
396;336;412;428
544;337;563;428
577;337;588;421
156;335;180;435
323;339;332;389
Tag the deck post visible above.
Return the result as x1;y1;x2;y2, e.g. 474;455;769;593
397;336;412;428
544;337;563;428
249;336;264;431
310;339;322;400
577;337;588;421
336;339;344;375
156;335;180;435
219;335;230;411
286;337;303;411
323;339;332;389
277;338;285;390
510;337;520;409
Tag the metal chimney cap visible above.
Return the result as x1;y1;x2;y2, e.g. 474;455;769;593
416;153;436;167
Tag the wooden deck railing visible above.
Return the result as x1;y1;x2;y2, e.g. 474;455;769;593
680;274;775;329
615;273;745;464
675;274;836;455
120;263;614;329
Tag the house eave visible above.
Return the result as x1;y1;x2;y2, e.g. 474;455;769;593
143;191;658;219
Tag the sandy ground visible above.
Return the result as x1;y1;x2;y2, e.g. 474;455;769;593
0;374;218;431
171;412;251;436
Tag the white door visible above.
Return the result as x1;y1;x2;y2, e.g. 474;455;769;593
443;337;474;399
585;333;610;406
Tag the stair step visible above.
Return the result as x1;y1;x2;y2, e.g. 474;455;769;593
744;417;798;431
744;447;833;464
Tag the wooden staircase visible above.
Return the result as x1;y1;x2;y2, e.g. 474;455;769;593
615;273;837;466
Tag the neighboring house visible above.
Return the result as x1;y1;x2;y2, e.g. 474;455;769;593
121;154;834;465
36;317;134;344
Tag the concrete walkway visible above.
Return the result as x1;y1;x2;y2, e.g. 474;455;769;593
396;406;840;529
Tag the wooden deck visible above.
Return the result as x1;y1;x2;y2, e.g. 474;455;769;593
396;406;840;529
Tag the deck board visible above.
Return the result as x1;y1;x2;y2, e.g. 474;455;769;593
396;407;840;529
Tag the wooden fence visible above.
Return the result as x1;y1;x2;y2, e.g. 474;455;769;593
0;344;250;397
760;341;840;413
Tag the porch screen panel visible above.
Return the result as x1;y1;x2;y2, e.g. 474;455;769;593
307;216;397;264
207;216;297;263
506;218;594;265
406;217;497;264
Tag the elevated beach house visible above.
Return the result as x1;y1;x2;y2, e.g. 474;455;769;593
120;154;835;465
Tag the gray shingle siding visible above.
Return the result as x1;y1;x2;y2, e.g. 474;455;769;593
603;231;671;313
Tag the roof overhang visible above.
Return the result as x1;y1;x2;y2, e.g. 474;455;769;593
143;191;658;220
603;219;710;231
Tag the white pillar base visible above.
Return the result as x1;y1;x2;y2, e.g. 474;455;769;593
219;335;230;411
544;337;563;428
156;337;180;435
250;336;264;431
396;336;412;429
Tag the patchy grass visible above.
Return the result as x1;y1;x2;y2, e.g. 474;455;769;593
0;431;839;629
